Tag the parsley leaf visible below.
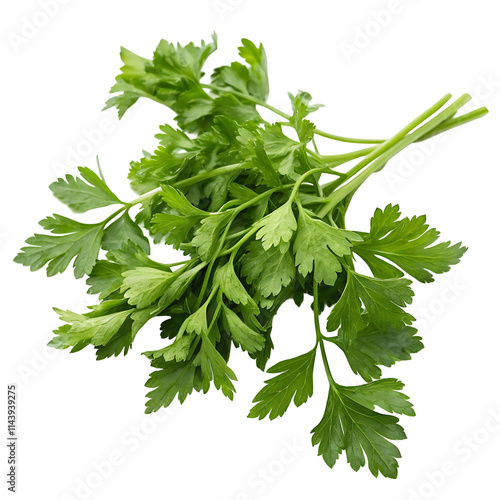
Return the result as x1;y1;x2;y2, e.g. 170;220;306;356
102;211;150;253
249;349;316;419
354;204;467;282
254;201;297;251
15;215;104;278
241;241;296;297
294;205;361;286
329;323;424;382
49;166;123;213
326;270;415;345
311;381;410;478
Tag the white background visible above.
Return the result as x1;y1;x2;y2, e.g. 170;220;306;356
1;1;499;499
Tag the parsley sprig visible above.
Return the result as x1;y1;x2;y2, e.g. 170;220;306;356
15;34;488;478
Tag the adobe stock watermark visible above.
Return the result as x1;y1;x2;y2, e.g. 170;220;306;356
212;0;245;20
227;438;305;500
340;0;417;63
413;277;466;335
406;405;500;500
51;117;116;177
384;74;499;191
7;0;73;54
60;405;177;500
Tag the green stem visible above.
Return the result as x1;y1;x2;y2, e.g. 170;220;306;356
195;262;218;309
207;301;223;333
415;107;489;142
313;128;384;144
204;85;391;145
232;185;289;215
167;259;196;267
321;146;377;166
317;94;472;218
290;167;336;201
313;281;338;390
223;226;259;257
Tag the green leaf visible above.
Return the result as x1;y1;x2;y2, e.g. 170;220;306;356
249;349;316;420
158;263;206;309
241;241;296;297
160;184;208;216
198;336;237;399
212;94;261;123
238;38;269;100
221;304;264;353
151;213;203;249
192;212;232;261
102;211;150;253
311;384;408;478
251;138;282;187
105;34;218;131
86;261;125;299
260;124;303;178
215;260;259;313
121;263;204;312
211;38;268;101
354;204;467;283
341;379;415;416
327;270;415;345
294;206;361;286
145;358;203;413
121;267;173;309
94;315;136;360
49;166;123;213
49;309;132;348
15;215;104;278
288;91;323;143
329;323;424;382
183;304;209;336
143;332;196;361
254;202;297;251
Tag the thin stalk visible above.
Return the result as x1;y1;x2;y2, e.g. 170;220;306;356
313;281;338;391
223;226;259;257
415;107;489;142
318;93;472;217
320;93;452;197
321;146;377;166
195;261;218;309
313;128;385;144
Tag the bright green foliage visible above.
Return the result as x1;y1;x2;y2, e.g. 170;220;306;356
102;212;150;253
145;359;203;413
221;304;264;353
15;215;104;278
294;205;361;286
241;241;296;297
254;201;297;250
215;261;255;307
16;34;486;478
49;166;123;213
326;271;415;345
329;323;424;382
288;91;323;143
249;349;316;419
354;204;467;283
311;381;410;478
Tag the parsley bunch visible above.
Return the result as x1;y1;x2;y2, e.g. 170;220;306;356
16;34;488;478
